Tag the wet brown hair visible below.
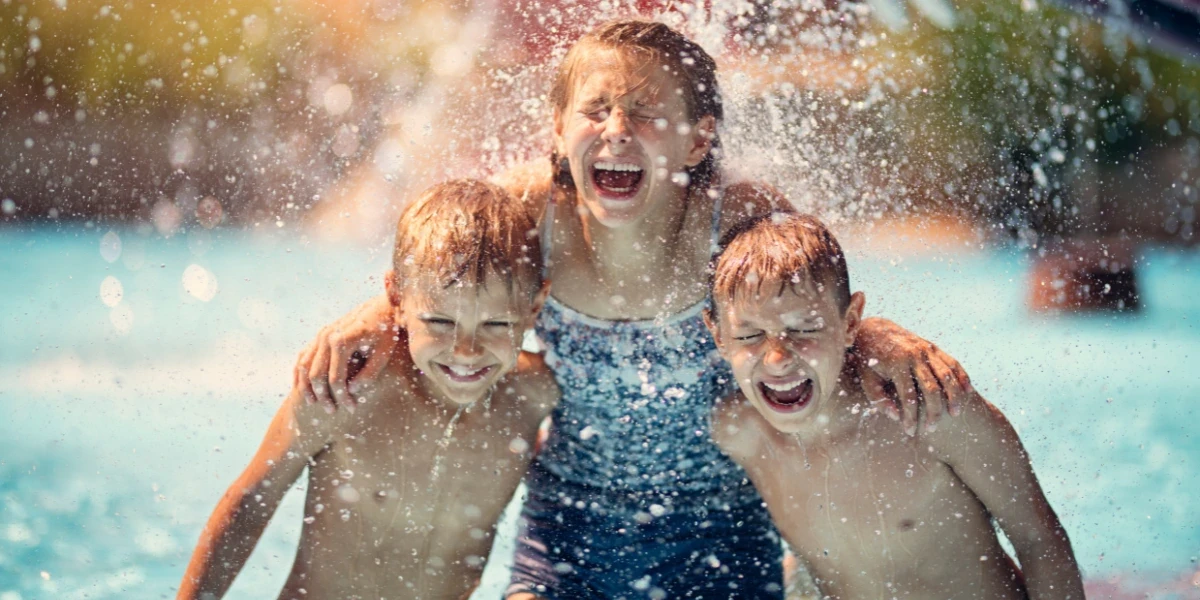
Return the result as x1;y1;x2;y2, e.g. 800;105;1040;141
549;19;724;193
710;212;851;312
392;179;543;298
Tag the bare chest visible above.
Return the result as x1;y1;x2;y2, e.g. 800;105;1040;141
306;408;538;545
747;432;986;566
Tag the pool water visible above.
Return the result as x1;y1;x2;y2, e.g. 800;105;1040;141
0;227;1196;599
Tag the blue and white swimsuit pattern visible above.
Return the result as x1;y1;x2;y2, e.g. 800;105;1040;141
506;198;783;600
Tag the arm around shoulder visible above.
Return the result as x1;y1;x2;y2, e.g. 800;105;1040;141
177;388;343;600
927;395;1086;600
512;351;560;421
709;393;762;465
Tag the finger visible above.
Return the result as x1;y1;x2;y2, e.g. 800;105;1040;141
303;344;323;402
928;354;965;418
947;354;975;399
860;368;899;421
327;334;354;413
294;347;314;402
913;363;943;433
349;341;394;397
309;335;334;411
895;371;920;436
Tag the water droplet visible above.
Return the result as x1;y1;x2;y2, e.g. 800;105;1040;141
99;231;121;263
182;264;218;302
324;83;353;116
99;276;123;307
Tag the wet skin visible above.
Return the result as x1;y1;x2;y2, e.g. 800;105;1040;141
708;277;1084;600
280;354;556;600
179;277;558;600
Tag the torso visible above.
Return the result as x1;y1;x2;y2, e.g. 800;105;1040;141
718;394;1028;600
281;357;553;600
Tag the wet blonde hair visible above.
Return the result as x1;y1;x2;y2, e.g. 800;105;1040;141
392;179;543;298
710;212;852;312
549;19;724;193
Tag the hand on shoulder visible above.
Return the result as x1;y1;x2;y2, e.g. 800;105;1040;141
506;351;560;419
710;392;764;462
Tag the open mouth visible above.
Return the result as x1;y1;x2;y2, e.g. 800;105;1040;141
436;363;494;384
591;161;644;199
757;378;814;413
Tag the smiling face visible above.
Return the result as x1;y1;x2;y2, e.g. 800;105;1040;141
707;276;865;434
389;271;546;407
553;52;714;228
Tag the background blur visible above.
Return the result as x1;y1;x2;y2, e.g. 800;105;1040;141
1;0;1197;598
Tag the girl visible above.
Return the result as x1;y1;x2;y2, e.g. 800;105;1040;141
297;20;972;599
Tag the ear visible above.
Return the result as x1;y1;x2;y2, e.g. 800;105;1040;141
684;114;716;168
385;270;403;310
843;291;866;348
525;280;551;328
702;307;725;354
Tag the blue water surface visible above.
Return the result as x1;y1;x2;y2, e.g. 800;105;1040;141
0;226;1196;599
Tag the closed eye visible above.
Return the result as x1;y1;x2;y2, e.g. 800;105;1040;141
733;332;764;342
421;317;454;327
484;321;516;329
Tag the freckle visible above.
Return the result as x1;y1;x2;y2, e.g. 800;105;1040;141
899;519;915;530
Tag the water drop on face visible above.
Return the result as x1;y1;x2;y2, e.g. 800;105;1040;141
905;469;914;478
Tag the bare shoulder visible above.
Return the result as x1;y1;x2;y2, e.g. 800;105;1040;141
925;393;1022;462
492;160;552;218
710;392;764;463
719;180;792;236
499;351;560;422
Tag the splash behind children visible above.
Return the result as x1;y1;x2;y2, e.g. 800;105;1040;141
703;212;1085;599
178;180;558;600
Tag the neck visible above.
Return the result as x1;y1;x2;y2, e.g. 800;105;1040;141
574;187;692;279
794;361;865;442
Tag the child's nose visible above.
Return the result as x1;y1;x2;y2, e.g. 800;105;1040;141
762;336;795;371
453;332;484;359
601;110;633;145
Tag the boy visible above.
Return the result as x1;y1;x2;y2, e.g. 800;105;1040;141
179;180;557;600
703;213;1085;599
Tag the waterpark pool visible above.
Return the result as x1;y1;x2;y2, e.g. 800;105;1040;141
0;226;1196;599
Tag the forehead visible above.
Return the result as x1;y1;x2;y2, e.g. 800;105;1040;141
402;273;527;313
571;51;680;105
722;275;839;323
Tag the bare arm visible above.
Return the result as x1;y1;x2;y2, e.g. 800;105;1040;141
177;389;341;599
929;395;1085;600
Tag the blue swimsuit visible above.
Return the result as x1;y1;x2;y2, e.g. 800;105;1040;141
507;197;782;599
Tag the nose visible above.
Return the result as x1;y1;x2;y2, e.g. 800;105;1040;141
601;109;632;146
762;335;795;372
453;329;484;361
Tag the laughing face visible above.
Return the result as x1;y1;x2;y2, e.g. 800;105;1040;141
389;271;545;407
553;52;714;228
707;276;865;434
